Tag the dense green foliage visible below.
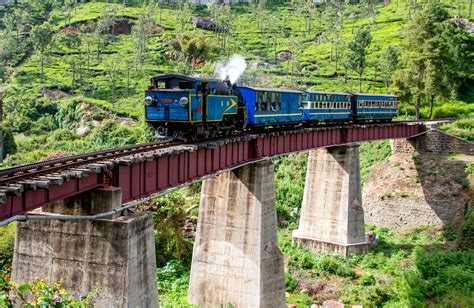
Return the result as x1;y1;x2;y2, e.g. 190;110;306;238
0;1;472;306
281;223;474;306
0;0;472;166
440;117;474;141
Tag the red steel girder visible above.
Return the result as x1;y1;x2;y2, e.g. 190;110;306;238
0;122;426;222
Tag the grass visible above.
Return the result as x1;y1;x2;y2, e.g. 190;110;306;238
440;117;474;142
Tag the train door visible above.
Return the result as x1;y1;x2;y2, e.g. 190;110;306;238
191;83;204;122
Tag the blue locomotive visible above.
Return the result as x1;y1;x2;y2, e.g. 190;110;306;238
144;74;398;139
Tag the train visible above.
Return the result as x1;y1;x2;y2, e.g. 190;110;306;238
144;74;399;140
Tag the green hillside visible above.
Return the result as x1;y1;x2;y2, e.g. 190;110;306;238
0;0;472;165
0;1;473;306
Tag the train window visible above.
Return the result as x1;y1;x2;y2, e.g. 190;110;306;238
156;81;166;89
257;92;266;111
270;92;278;112
262;92;268;111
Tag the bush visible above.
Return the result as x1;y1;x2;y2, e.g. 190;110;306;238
405;246;474;303
440;118;474;141
0;278;98;306
315;255;356;279
459;210;474;249
139;192;193;267
2;126;17;158
284;273;299;292
432;102;474;119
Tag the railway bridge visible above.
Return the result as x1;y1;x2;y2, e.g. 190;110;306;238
1;121;467;307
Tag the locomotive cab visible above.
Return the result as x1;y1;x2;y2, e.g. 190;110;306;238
145;74;241;139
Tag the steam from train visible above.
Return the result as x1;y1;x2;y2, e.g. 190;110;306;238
215;54;247;84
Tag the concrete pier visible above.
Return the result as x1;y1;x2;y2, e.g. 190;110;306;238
293;146;368;257
188;160;286;308
11;187;158;307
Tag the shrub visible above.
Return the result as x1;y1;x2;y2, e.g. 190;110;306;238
0;278;98;306
359;274;376;286
2;126;17;158
315;255;356;279
459;210;474;249
284;273;299;292
432;102;474;119
139;192;193;267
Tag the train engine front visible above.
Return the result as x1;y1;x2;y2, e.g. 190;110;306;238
145;74;246;140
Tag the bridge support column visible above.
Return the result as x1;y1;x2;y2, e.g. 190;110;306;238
188;160;286;308
292;146;368;257
11;187;158;307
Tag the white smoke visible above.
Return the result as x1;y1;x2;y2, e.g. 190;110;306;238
215;54;247;84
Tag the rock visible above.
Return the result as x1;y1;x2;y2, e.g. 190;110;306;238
76;126;91;137
41;89;68;100
322;300;344;308
91;120;101;127
151;26;164;35
300;288;309;294
189;215;198;224
119;120;135;126
287;305;297;308
191;16;216;31
366;230;378;244
278;51;293;61
310;305;318;308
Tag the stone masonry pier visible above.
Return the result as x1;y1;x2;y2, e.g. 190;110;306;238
293;146;368;257
188;160;286;307
11;187;158;307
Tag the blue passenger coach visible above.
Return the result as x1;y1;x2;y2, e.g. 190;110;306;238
237;87;303;126
303;91;353;121
355;94;399;120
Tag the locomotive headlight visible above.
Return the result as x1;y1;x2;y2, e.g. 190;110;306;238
179;97;189;107
145;95;154;106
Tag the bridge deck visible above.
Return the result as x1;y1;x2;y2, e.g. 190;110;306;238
0;122;426;224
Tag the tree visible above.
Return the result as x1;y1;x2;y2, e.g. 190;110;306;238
60;32;83;92
94;5;117;62
345;26;372;92
104;55;122;109
393;3;453;119
362;0;378;22
30;22;54;86
156;0;166;23
380;45;399;93
177;0;192;31
169;33;218;73
3;9;30;51
132;4;155;64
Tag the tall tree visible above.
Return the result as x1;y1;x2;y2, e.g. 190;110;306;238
60;32;83;92
3;8;30;51
177;0;192;31
94;5;117;62
132;4;155;64
104;55;122;109
345;26;372;92
30;22;54;86
393;3;453;119
380;45;399;93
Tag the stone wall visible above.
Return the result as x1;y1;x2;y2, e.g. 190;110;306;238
363;153;471;228
391;128;473;155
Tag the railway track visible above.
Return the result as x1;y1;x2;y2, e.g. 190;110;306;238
0;119;449;188
0;139;181;186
